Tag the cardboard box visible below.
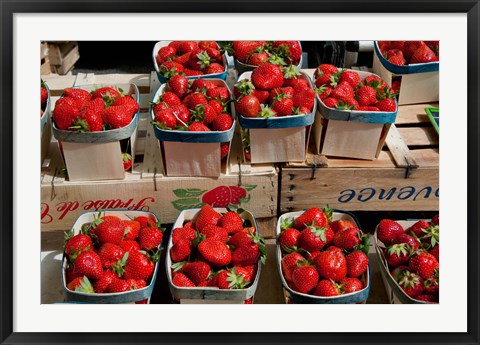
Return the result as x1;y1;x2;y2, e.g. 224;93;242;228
372;41;439;105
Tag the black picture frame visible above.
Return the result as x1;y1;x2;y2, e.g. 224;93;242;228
1;1;479;344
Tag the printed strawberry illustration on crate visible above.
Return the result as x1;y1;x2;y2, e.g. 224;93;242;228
171;185;256;211
166;206;264;303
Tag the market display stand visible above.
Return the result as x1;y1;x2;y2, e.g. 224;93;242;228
40;69;438;304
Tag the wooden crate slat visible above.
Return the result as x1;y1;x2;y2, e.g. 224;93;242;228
395;102;439;125
385;124;418;168
51;44;80;75
410;148;439;168
397;127;439;147
47;41;78;65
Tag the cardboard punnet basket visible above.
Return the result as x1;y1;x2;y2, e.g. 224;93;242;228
51;83;140;182
374;219;435;304
372;41;439;105
62;210;161;304
166;208;261;304
150;78;235;177
276;210;370;304
313;69;398;160
236;70;316;164
152;41;228;83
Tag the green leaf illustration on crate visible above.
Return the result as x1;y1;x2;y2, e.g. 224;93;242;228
173;188;207;198
171;185;257;210
171;198;205;211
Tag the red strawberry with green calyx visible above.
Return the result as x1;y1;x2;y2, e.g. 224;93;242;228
294;207;328;230
138;226;163;251
385;243;411;268
313;279;342;297
251;63;284;91
298;224;334;252
409;251;439;279
377;219;404;245
72;251;103;280
333;227;369;253
170;239;191;263
398;270;423;298
346;250;369;278
278;228;301;252
216;267;249;289
281;252;305;282
340;277;364;294
292;261;319;294
67;276;95;293
64;233;93;263
172;272;195;287
314;249;347;281
198;237;231;267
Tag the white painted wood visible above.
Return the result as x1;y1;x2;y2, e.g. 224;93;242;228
163;142;221;177
249;127;306;164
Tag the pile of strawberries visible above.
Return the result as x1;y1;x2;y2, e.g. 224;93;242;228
234;63;315;118
156;41;225;80
376;215;439;303
378;41;439;66
41;81;48;117
169;205;266;294
52;86;140;132
315;64;396;112
222;41;302;67
64;213;163;298
152;77;234;160
279;207;369;298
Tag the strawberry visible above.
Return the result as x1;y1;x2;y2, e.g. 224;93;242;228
95;217;125;245
41;86;48;105
273;41;302;64
159;61;185;79
329;219;358;234
207;87;230;102
53;101;81;130
252;89;270;104
431;214;439;226
315;85;332;100
64;233;93;262
195;205;222;232
91;87;122;103
168;75;189;99
113;95;140;116
184;68;204;77
64;265;79;285
209;100;224;115
322;98;340;108
122;152;133;171
269;87;294;103
236;265;256;283
391;79;401;95
188;49;211;70
363;75;388;90
172;227;197;245
314;249;347;281
67;276;94;293
102;105;133;129
156;45;177;65
390;265;409;282
394;233;420;252
191;79;216;92
205;63;225;74
272;93;293;116
292;88;315;112
314;279;341;297
227;231;253;248
419;224;439;248
98;243;125;269
170;240;191;263
298;225;334;252
346;251;369;278
153;108;176;129
182;261;211;285
216;268;249;289
278;228;301;250
119;240;140;253
251;63;284;91
138;226;163;251
423;275;439;295
377;219;404;245
314;64;338;80
123;251;156;281
333;228;362;251
330;82;355;102
293;79;310;93
356;106;380;111
93;271;117;293
403;41;426;60
199;41;217;50
198;237;231;267
133;216;156;228
187;93;208;110
409;252;439;279
72;98;105;132
398;270;424;298
407;220;430;237
355;85;378;106
171;104;191;125
248;51;269;66
191;104;217;125
160;92;182;108
429;245;439;261
339;71;360;88
172;272;195;287
73;251;103;280
340;277;364;294
201;186;247;207
218;212;243;234
375;98;396;112
281;252;305;282
231;243;260;266
220;143;230;160
388;50;406;65
233;79;255;98
107;278;132;293
292;263;319;293
63;88;91;105
201;225;229;243
294;207;328;230
410;44;437;64
237;94;261;118
385;243;411;268
212;113;233;131
188;122;211;132
232;41;263;63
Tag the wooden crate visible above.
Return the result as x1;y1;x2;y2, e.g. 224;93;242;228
40;41;50;75
41;72;278;236
47;41;80;75
280;102;439;212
